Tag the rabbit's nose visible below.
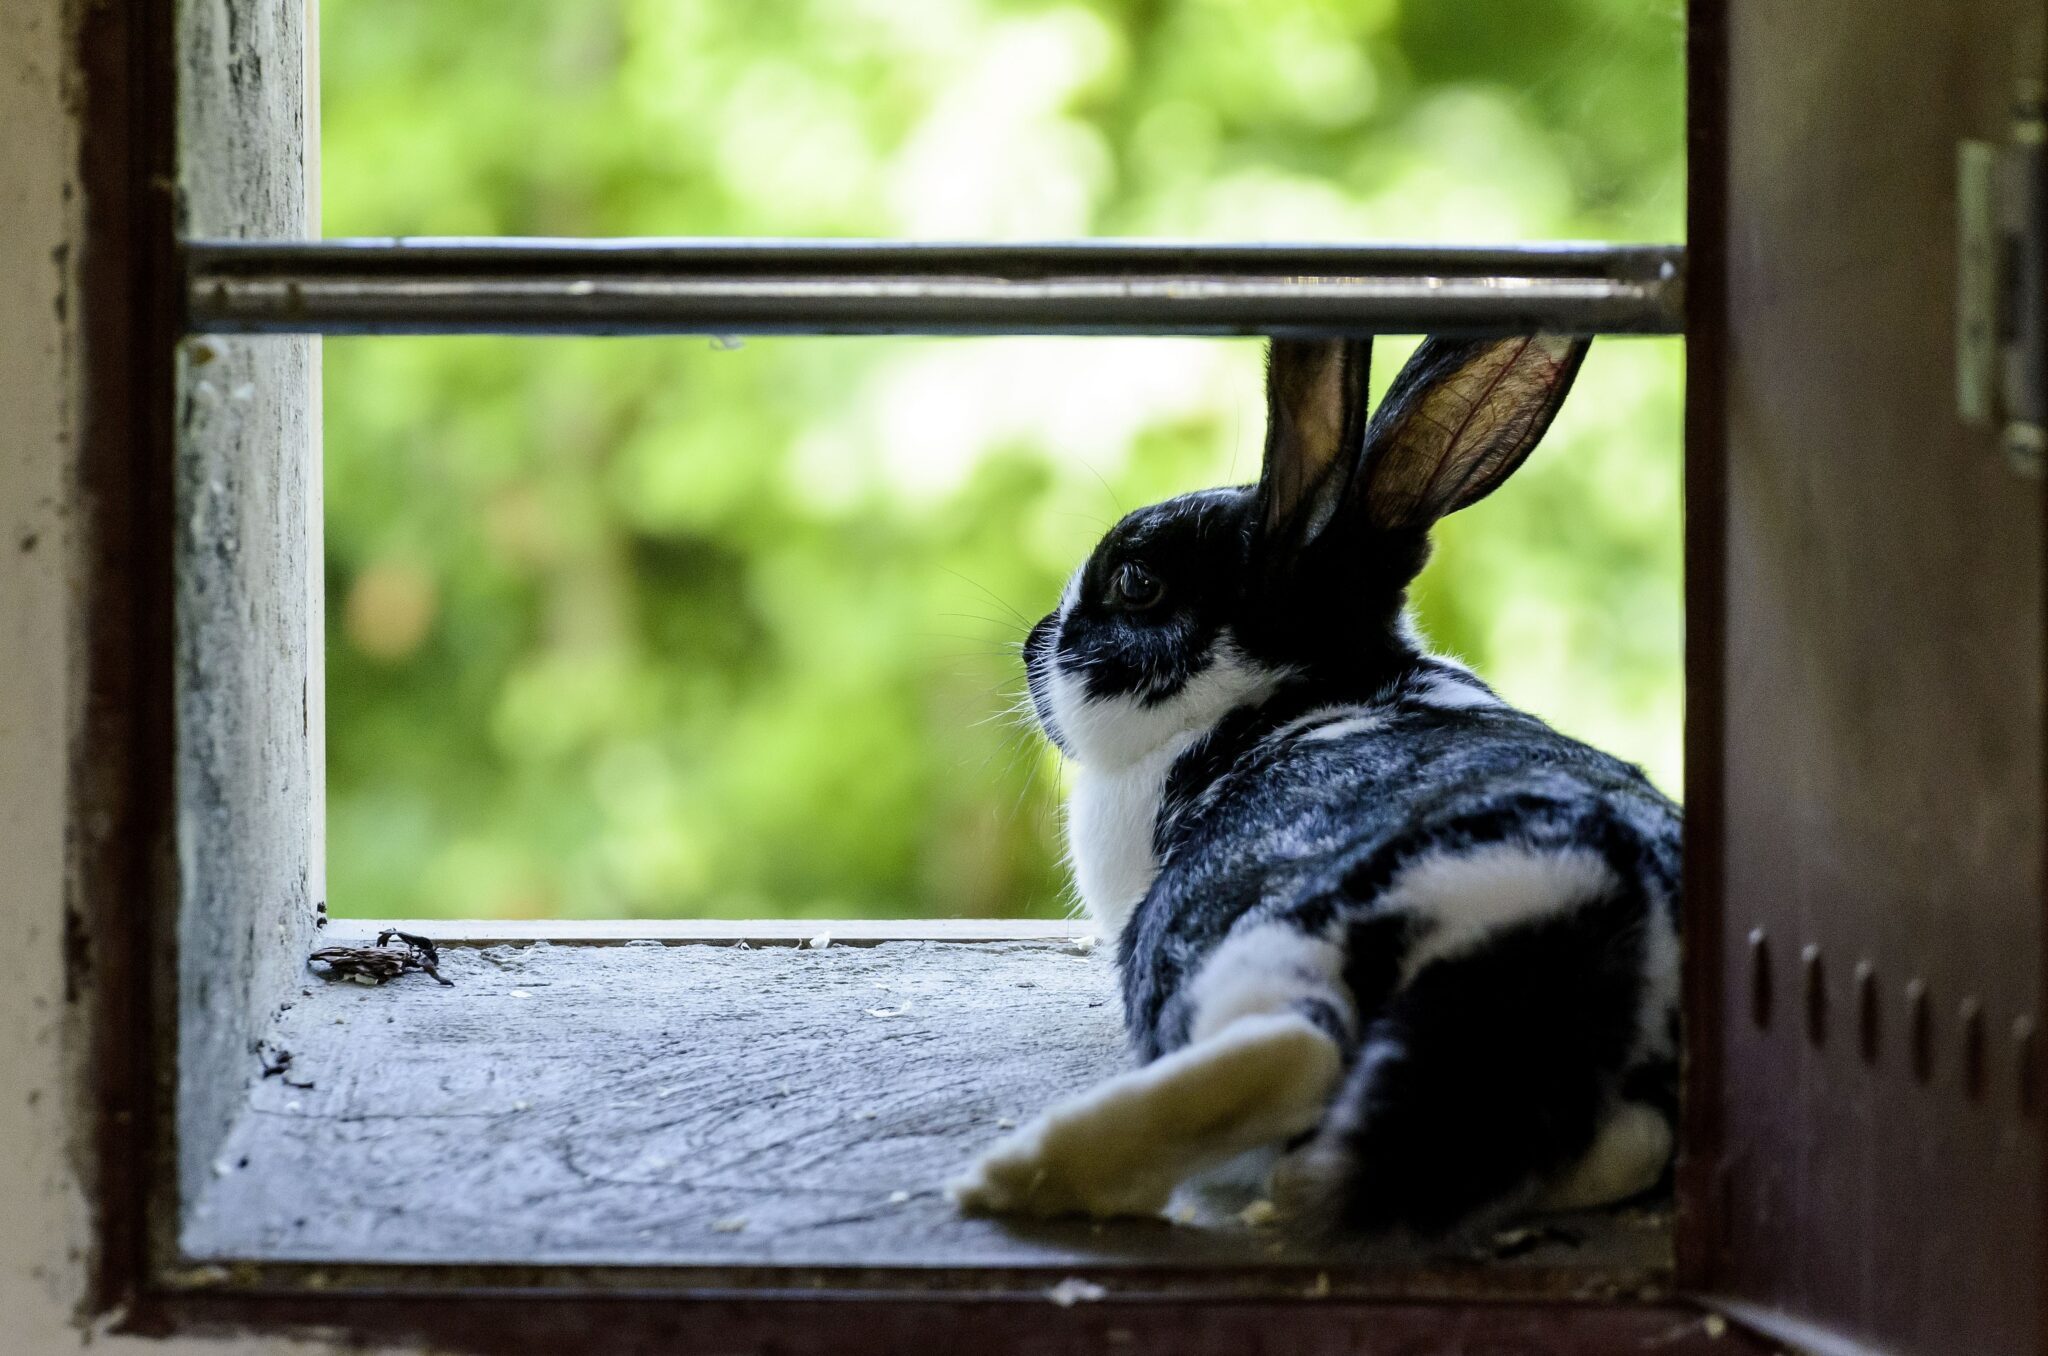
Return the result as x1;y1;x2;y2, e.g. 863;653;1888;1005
1026;613;1061;660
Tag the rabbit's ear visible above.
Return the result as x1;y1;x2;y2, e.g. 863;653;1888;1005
1355;335;1589;532
1256;337;1373;546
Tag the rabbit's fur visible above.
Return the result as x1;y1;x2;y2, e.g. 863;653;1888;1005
950;336;1681;1235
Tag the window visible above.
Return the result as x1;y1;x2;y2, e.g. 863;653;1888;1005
181;258;1688;1280
165;0;1703;1312
59;0;2045;1351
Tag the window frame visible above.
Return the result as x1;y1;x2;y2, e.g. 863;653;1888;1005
66;0;1751;1349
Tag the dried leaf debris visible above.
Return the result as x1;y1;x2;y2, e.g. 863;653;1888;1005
309;928;453;987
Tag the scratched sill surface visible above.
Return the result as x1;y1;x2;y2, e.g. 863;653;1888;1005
182;933;1670;1289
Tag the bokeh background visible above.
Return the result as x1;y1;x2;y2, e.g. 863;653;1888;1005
321;0;1685;921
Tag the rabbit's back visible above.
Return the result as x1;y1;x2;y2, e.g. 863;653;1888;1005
1123;667;1681;1063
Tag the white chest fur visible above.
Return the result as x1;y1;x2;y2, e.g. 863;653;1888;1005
1066;734;1198;940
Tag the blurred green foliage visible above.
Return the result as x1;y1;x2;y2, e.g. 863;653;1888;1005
321;0;1685;920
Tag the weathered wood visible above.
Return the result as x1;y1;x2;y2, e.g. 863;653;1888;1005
1;0;180;1334
171;0;322;1223
186;940;1669;1291
59;0;183;1319
135;1294;1775;1356
1676;0;1729;1297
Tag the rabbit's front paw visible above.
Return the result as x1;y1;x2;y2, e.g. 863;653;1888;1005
948;1116;1174;1220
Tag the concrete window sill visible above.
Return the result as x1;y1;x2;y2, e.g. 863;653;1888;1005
180;922;1669;1298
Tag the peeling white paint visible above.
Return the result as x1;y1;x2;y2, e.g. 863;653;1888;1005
1;0;346;1345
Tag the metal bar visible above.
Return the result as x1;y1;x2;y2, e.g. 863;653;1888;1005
183;238;1686;337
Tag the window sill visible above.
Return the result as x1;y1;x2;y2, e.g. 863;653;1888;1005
179;922;1670;1300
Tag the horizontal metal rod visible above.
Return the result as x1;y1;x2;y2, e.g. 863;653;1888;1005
183;238;1687;338
191;237;1685;278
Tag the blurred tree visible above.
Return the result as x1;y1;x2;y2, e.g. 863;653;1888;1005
322;0;1684;920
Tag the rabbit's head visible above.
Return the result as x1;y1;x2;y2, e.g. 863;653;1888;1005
1024;334;1589;770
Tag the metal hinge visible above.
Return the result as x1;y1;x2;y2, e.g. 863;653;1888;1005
1958;82;2046;477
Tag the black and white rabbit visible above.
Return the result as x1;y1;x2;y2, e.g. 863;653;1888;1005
949;334;1681;1235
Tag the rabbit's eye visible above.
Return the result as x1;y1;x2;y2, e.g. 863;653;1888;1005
1108;562;1165;610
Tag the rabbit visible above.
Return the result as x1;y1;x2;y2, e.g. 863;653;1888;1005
947;334;1681;1236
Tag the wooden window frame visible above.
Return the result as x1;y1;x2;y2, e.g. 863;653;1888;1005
66;0;1763;1351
